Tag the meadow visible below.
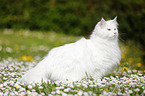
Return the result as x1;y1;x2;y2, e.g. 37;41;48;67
0;29;145;96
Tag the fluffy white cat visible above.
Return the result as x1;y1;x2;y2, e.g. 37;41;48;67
19;17;121;84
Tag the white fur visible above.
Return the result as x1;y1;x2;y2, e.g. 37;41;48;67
19;17;121;84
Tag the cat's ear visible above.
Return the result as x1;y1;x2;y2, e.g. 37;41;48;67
113;16;117;21
113;16;118;25
99;17;106;28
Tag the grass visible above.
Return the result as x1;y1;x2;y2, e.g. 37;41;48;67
0;29;145;95
0;29;80;60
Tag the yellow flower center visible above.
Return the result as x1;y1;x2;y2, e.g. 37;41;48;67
137;63;141;67
123;67;128;71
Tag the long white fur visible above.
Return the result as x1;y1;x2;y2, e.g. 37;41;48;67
19;17;121;84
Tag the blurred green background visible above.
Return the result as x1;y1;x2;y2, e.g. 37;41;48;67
0;0;145;60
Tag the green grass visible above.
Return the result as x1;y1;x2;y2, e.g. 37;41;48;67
0;29;145;95
0;29;80;60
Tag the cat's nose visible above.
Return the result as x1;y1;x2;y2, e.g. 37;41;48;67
114;32;116;34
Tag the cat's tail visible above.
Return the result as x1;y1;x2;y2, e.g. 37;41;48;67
18;65;48;84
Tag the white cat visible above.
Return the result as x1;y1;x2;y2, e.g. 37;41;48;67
19;17;121;84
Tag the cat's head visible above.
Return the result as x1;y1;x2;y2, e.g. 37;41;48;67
92;16;119;40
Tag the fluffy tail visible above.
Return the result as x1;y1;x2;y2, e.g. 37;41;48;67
19;65;47;84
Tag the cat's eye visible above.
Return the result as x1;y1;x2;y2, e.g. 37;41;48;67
107;29;111;31
114;28;116;30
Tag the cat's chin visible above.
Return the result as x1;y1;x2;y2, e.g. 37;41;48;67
109;35;118;40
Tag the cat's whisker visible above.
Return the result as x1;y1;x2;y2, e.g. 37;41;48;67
119;37;126;42
118;32;127;42
119;32;127;36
